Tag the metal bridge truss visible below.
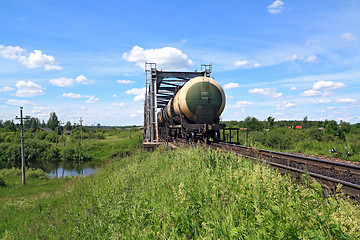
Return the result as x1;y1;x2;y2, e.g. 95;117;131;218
143;63;212;143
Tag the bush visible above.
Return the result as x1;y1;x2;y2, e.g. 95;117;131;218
26;168;49;180
0;175;6;187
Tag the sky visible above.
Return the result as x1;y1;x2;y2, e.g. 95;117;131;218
0;0;360;126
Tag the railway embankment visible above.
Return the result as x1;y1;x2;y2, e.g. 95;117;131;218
1;145;359;239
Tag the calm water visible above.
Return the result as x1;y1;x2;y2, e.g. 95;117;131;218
48;166;97;178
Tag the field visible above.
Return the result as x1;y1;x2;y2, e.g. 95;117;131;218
1;141;360;239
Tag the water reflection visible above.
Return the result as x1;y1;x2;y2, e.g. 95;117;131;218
49;166;97;178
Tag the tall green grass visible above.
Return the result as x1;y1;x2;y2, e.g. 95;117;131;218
1;146;359;239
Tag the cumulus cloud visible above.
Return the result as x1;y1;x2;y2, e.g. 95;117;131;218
7;99;35;106
130;110;144;118
76;75;94;84
50;77;74;87
86;96;99;103
112;102;126;107
0;45;61;70
337;98;356;103
223;82;240;89
233;60;249;67
62;92;99;103
312;99;331;104
234;101;255;108
50;75;93;87
249;88;282;98
312;81;345;91
301;89;322;97
122;46;193;70
125;87;146;102
341;32;356;41
117;80;134;84
0;86;15;92
15;80;45;97
62;93;85;98
290;86;297;91
267;0;284;14
276;101;295;110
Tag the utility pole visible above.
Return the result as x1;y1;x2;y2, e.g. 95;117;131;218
60;121;65;146
79;117;83;143
15;107;29;185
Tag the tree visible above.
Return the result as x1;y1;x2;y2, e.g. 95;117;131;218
267;116;275;128
303;116;308;129
47;112;59;130
4;120;16;132
24;117;40;130
64;121;72;130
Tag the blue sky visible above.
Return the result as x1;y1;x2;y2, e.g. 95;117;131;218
0;0;359;126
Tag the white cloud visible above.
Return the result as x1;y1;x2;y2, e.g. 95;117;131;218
285;54;317;63
276;101;295;110
50;77;74;87
113;94;119;98
312;99;331;104
312;81;345;91
327;106;336;110
290;86;297;91
117;80;134;84
125;87;146;95
226;95;233;99
267;0;284;14
86;96;99;103
7;99;35;106
130;110;143;118
0;86;15;92
234;101;255;108
50;75;93;87
341;32;356;41
134;94;145;102
249;88;282;98
0;45;61;70
122;46;193;70
15;80;45;97
76;75;94;84
112;102;126;107
253;62;261;67
302;55;317;62
233;60;249;67
62;93;85;98
337;98;356;103
125;87;146;102
224;82;240;89
301;89;322;97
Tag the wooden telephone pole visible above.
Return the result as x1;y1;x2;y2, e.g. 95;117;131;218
79;117;83;143
15;107;29;185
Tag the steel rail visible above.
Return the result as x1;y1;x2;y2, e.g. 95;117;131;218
209;142;360;198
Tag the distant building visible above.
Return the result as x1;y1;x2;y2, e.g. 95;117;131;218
31;127;54;134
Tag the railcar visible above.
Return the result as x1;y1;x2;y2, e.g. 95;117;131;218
157;76;226;142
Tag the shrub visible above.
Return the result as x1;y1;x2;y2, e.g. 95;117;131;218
0;175;6;187
26;168;49;179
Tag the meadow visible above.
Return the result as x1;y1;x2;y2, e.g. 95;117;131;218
1;144;359;239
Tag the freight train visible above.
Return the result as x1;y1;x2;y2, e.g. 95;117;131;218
157;76;226;142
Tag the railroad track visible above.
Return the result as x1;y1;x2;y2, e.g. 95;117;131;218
207;142;360;198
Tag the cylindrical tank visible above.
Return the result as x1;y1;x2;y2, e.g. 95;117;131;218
158;76;225;125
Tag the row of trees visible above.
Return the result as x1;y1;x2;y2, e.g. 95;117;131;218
0;112;76;132
224;116;358;133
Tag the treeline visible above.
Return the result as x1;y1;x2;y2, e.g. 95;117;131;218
224;116;360;137
0;112;75;132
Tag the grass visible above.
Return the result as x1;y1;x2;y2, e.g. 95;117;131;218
1;145;359;239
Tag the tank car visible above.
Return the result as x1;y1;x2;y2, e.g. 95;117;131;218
158;76;226;142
